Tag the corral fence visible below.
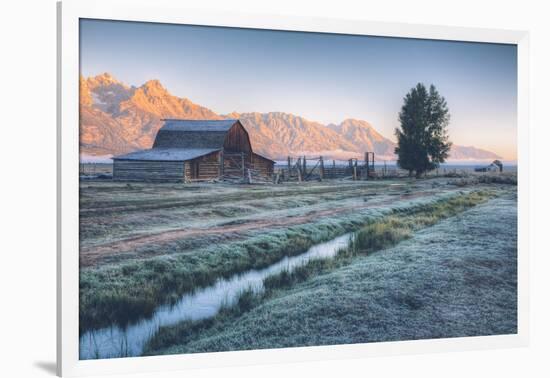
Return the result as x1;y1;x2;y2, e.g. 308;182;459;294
273;154;488;183
276;153;389;182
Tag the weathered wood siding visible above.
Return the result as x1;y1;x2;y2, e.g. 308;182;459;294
223;123;252;155
113;121;273;183
251;153;274;178
223;152;257;180
183;161;192;182
113;160;185;182
185;151;221;180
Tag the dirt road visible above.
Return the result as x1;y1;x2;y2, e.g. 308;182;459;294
79;190;438;267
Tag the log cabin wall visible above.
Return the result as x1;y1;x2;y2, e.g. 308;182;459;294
113;160;185;182
251;153;274;178
186;151;221;180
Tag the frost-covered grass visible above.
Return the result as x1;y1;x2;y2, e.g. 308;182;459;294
265;190;493;290
145;194;517;355
139;191;495;351
79;185;483;333
79;180;398;247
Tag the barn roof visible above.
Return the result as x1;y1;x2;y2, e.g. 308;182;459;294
161;119;238;132
252;152;276;163
113;148;219;162
153;119;239;149
112;119;274;164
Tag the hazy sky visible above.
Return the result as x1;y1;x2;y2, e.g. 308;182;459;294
80;19;518;160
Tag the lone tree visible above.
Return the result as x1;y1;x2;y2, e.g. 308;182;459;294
395;83;452;178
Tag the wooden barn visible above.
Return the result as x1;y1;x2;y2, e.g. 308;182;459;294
112;119;275;182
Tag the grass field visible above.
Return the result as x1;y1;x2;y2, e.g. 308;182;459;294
145;194;517;354
79;175;517;356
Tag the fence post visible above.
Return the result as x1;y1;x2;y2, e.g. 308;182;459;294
297;157;302;182
241;152;245;178
319;156;324;181
287;156;291;179
219;150;224;178
303;155;307;176
365;153;370;180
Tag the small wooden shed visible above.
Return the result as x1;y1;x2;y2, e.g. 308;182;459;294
113;119;275;182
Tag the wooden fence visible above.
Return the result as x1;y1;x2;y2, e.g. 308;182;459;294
274;153;445;182
276;154;379;182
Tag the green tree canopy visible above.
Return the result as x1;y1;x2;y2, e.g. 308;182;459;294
395;83;452;177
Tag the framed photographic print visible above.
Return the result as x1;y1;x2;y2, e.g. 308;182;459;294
57;0;529;376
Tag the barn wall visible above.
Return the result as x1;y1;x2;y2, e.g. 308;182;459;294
113;160;185;182
221;152;249;179
223;123;252;154
251;153;274;178
187;152;221;180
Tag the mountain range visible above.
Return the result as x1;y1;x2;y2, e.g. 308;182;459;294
79;73;501;161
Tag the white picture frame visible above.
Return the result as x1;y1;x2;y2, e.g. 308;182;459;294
57;0;530;376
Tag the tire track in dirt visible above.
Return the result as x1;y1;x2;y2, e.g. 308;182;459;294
80;191;436;267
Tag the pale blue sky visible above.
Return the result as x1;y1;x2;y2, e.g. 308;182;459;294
80;19;518;159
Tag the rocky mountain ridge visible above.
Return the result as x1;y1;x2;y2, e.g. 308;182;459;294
79;73;501;161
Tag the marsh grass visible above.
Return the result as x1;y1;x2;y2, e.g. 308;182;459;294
144;287;262;353
143;190;495;354
79;231;342;332
264;190;493;291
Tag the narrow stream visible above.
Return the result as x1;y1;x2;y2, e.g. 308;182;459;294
80;233;353;359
